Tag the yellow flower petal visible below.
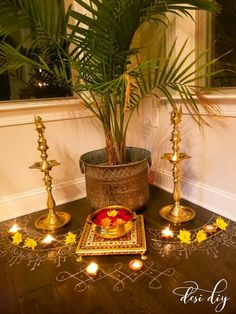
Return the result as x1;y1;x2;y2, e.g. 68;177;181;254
215;217;228;231
177;229;191;244
107;209;118;217
12;231;23;245
64;231;76;245
23;238;37;250
196;230;207;243
101;217;112;227
113;218;125;226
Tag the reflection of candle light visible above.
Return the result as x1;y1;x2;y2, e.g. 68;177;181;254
164;244;172;255
42;234;55;244
37;81;46;88
203;224;217;234
86;262;99;276
161;226;174;239
9;224;20;233
129;259;143;271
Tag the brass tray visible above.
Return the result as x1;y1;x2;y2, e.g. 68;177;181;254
76;215;146;256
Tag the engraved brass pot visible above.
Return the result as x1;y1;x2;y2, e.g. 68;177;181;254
80;147;151;210
88;205;136;239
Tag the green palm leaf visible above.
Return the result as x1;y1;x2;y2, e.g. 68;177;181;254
0;0;221;164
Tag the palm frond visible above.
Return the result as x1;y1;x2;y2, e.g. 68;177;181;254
0;0;221;164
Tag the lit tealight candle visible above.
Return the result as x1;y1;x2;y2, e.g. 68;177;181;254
129;259;143;271
161;226;174;239
42;234;55;244
203;224;217;234
9;224;20;233
86;262;99;276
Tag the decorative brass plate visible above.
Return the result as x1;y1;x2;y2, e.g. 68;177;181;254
76;215;146;256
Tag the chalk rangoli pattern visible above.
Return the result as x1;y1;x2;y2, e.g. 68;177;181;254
0;215;81;271
148;214;236;259
56;260;175;292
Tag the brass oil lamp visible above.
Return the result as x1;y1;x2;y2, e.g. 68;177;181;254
30;115;71;231
159;107;195;223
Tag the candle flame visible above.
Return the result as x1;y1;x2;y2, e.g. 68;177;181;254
129;259;143;270
206;225;213;230
42;234;55;244
203;224;217;233
86;262;99;275
9;224;20;233
161;226;174;238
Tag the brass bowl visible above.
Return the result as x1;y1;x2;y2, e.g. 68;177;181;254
88;205;136;239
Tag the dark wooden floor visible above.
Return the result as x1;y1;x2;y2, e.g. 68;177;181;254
0;185;236;314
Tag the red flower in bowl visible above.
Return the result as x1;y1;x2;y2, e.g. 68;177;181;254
92;207;132;227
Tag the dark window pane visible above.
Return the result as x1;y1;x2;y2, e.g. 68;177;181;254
0;0;72;101
211;0;236;87
0;71;11;100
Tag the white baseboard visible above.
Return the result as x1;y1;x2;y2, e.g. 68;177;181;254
1;170;235;223
0;178;86;222
152;166;236;222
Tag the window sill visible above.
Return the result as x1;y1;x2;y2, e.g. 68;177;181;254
164;93;236;117
0;97;93;127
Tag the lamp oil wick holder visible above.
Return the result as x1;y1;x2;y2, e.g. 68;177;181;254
30;115;71;231
159;107;195;223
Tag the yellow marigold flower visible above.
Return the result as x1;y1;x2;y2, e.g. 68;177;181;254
107;210;118;217
215;217;228;231
196;230;207;243
12;231;23;245
23;238;37;250
64;231;77;245
101;217;112;227
177;230;191;244
113;218;125;226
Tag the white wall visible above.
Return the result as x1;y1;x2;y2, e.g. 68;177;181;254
0;95;235;222
129;96;236;221
0;97;105;221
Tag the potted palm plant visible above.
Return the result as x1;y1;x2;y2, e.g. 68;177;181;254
0;0;221;209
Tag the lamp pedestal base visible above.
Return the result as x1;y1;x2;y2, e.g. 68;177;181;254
35;211;71;231
159;204;195;224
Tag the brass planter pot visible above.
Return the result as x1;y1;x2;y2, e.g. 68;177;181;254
88;205;136;239
80;147;151;210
